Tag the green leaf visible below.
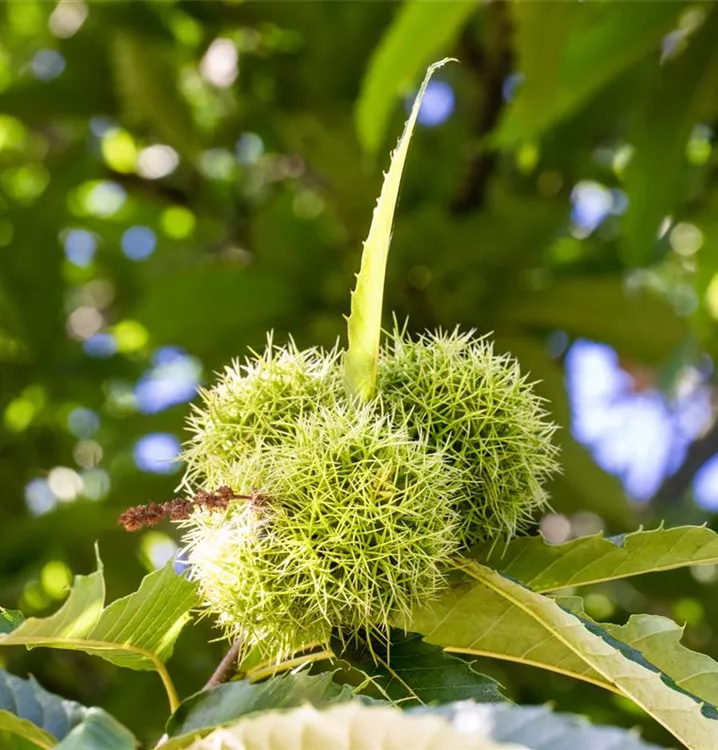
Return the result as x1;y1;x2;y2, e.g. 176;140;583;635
54;709;137;750
603;614;718;709
412;562;718;750
0;610;25;635
333;632;506;706
111;29;200;160
0;562;199;713
0;668;137;750
419;702;664;750
408;578;610;693
498;3;572;135
164;673;355;749
345;59;453;401
0;564;105;642
495;3;684;145
180;702;525;750
500;276;686;364
0;728;48;750
474;524;718;593
0;714;54;750
84;561;198;671
623;8;718;265
356;2;474;153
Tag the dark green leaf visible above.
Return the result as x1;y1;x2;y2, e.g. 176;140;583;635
495;3;684;144
165;672;354;747
356;1;475;153
0;610;25;635
335;632;506;707
501;276;686;364
623;8;718;264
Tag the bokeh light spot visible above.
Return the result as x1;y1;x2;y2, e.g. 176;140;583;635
236;133;264;165
49;1;88;39
200;38;238;88
68;306;103;340
47;466;83;502
670;222;703;256
25;478;57;516
140;532;178;571
77;180;127;217
67;407;100;438
113;320;149;353
122;226;157;261
83;332;117;358
101;129;138;174
694;454;718;510
410;80;454;127
134;433;182;474
32;50;65;81
137;145;179;180
63;229;97;267
160;205;196;239
41;561;72;599
81;468;111;500
135;346;201;414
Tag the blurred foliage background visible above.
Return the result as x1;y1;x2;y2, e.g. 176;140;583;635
2;1;718;745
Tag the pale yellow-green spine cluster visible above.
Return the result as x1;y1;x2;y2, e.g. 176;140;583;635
178;330;558;658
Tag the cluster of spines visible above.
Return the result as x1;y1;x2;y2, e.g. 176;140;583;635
179;404;460;656
181;337;342;492
378;328;559;546
121;330;558;657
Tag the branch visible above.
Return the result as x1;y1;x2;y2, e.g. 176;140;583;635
203;638;244;690
451;1;513;214
650;412;718;511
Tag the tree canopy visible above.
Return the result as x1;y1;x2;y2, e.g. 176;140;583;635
3;2;718;746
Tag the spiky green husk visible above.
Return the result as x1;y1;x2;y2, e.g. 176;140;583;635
182;337;343;491
179;332;557;656
378;328;559;547
181;403;460;656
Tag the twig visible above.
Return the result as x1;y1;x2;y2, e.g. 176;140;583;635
651;412;718;512
451;1;513;214
203;639;244;690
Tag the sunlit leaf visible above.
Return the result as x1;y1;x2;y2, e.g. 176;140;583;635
474;524;718;592
0;562;199;712
356;2;474;153
409;563;718;749
0;713;54;750
603;613;718;708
